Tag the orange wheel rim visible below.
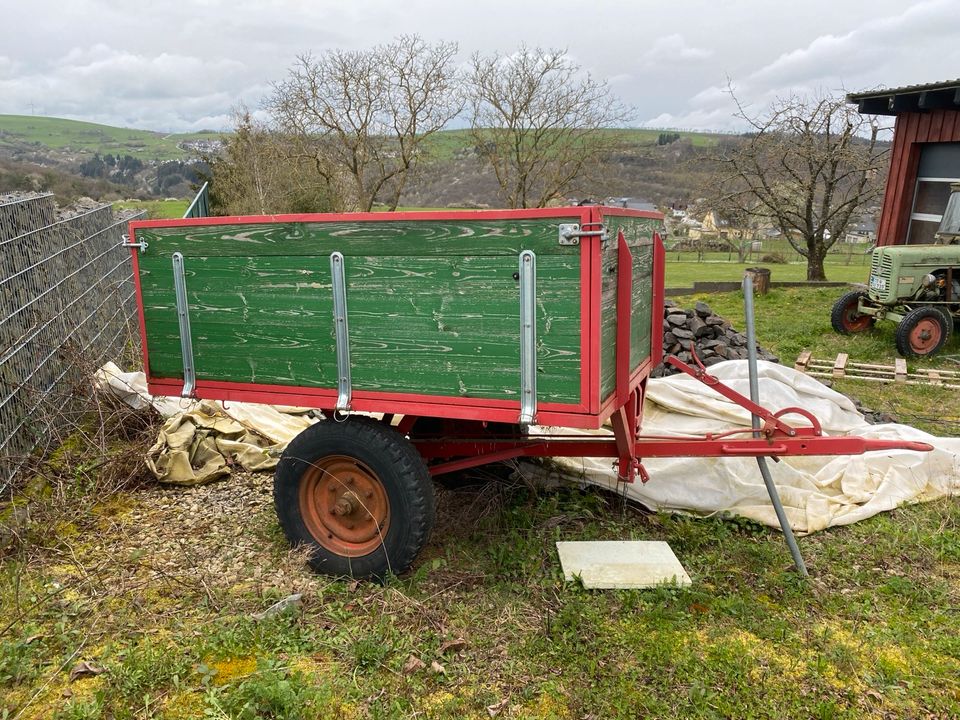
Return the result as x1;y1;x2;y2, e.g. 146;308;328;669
843;300;870;331
909;318;942;353
298;455;390;557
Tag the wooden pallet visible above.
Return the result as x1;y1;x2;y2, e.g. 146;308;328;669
794;351;960;388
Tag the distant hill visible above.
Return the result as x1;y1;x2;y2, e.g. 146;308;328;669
0;114;726;165
0;115;224;163
419;127;728;161
0;114;735;209
407;127;735;209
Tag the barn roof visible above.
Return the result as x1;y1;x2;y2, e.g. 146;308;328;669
848;79;960;116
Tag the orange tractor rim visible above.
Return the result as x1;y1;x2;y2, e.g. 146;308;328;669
842;300;871;331
298;455;390;557
909;318;942;353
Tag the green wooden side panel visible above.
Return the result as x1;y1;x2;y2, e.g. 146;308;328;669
630;244;654;368
599;216;661;400
137;219;583;404
599;239;618;400
140;256;337;386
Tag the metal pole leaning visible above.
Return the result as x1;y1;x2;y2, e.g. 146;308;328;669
743;275;809;577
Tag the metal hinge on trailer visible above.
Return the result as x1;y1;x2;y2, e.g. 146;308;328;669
558;222;608;245
121;234;148;252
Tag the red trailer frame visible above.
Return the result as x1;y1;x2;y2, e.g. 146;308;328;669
127;205;935;579
129;207;931;486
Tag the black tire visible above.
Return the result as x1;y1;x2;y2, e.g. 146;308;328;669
895;306;950;358
831;290;875;335
274;416;434;580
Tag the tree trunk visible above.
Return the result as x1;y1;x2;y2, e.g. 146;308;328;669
737;241;749;263
806;241;827;281
387;171;408;212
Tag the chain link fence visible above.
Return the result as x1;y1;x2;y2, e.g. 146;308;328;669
0;192;145;490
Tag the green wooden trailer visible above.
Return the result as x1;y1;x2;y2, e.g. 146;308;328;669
128;206;927;579
128;206;664;577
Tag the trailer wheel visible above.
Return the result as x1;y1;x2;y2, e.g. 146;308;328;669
274;417;434;580
895;306;950;358
830;290;874;334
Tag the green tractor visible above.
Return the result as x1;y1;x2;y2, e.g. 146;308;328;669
831;244;960;357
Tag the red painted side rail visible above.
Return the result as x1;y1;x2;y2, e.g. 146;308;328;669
147;377;612;429
129;205;663;231
147;354;658;431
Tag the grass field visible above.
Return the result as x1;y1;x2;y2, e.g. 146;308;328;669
2;291;958;718
600;127;728;148
0;115;221;162
677;286;960;432
665;259;868;286
112;198;191;219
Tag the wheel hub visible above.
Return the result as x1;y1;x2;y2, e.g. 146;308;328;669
909;319;941;352
842;299;870;331
331;491;359;516
298;455;390;557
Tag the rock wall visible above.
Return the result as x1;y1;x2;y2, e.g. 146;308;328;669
653;299;779;377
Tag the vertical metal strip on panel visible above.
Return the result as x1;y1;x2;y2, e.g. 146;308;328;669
519;250;537;424
330;251;351;411
171;252;196;398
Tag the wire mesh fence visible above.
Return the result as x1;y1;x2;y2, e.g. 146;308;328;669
0;193;145;491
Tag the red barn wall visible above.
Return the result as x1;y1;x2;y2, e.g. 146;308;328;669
877;109;960;246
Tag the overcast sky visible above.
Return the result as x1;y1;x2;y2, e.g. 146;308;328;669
1;0;958;133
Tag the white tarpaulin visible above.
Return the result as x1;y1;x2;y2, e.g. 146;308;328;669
526;361;960;533
95;360;960;531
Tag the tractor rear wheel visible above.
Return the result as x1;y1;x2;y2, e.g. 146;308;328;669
895;306;950;358
831;290;875;335
274;416;434;580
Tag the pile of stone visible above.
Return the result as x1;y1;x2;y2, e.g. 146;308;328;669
820;391;898;425
652;299;779;377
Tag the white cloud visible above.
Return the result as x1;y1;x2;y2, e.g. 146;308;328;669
0;56;21;79
0;45;257;131
642;0;960;131
641;34;713;66
0;0;956;132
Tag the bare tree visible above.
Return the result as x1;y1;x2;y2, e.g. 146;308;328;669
713;92;886;280
207;108;335;216
268;35;463;212
467;47;632;209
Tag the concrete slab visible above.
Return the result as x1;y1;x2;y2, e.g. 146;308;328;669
556;540;692;589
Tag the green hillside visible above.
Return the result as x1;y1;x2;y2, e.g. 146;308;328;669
422;126;727;161
0;115;726;165
0;115;223;162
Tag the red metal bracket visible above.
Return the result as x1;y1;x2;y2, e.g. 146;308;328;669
414;358;933;477
665;356;802;438
396;415;419;435
412;314;934;478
